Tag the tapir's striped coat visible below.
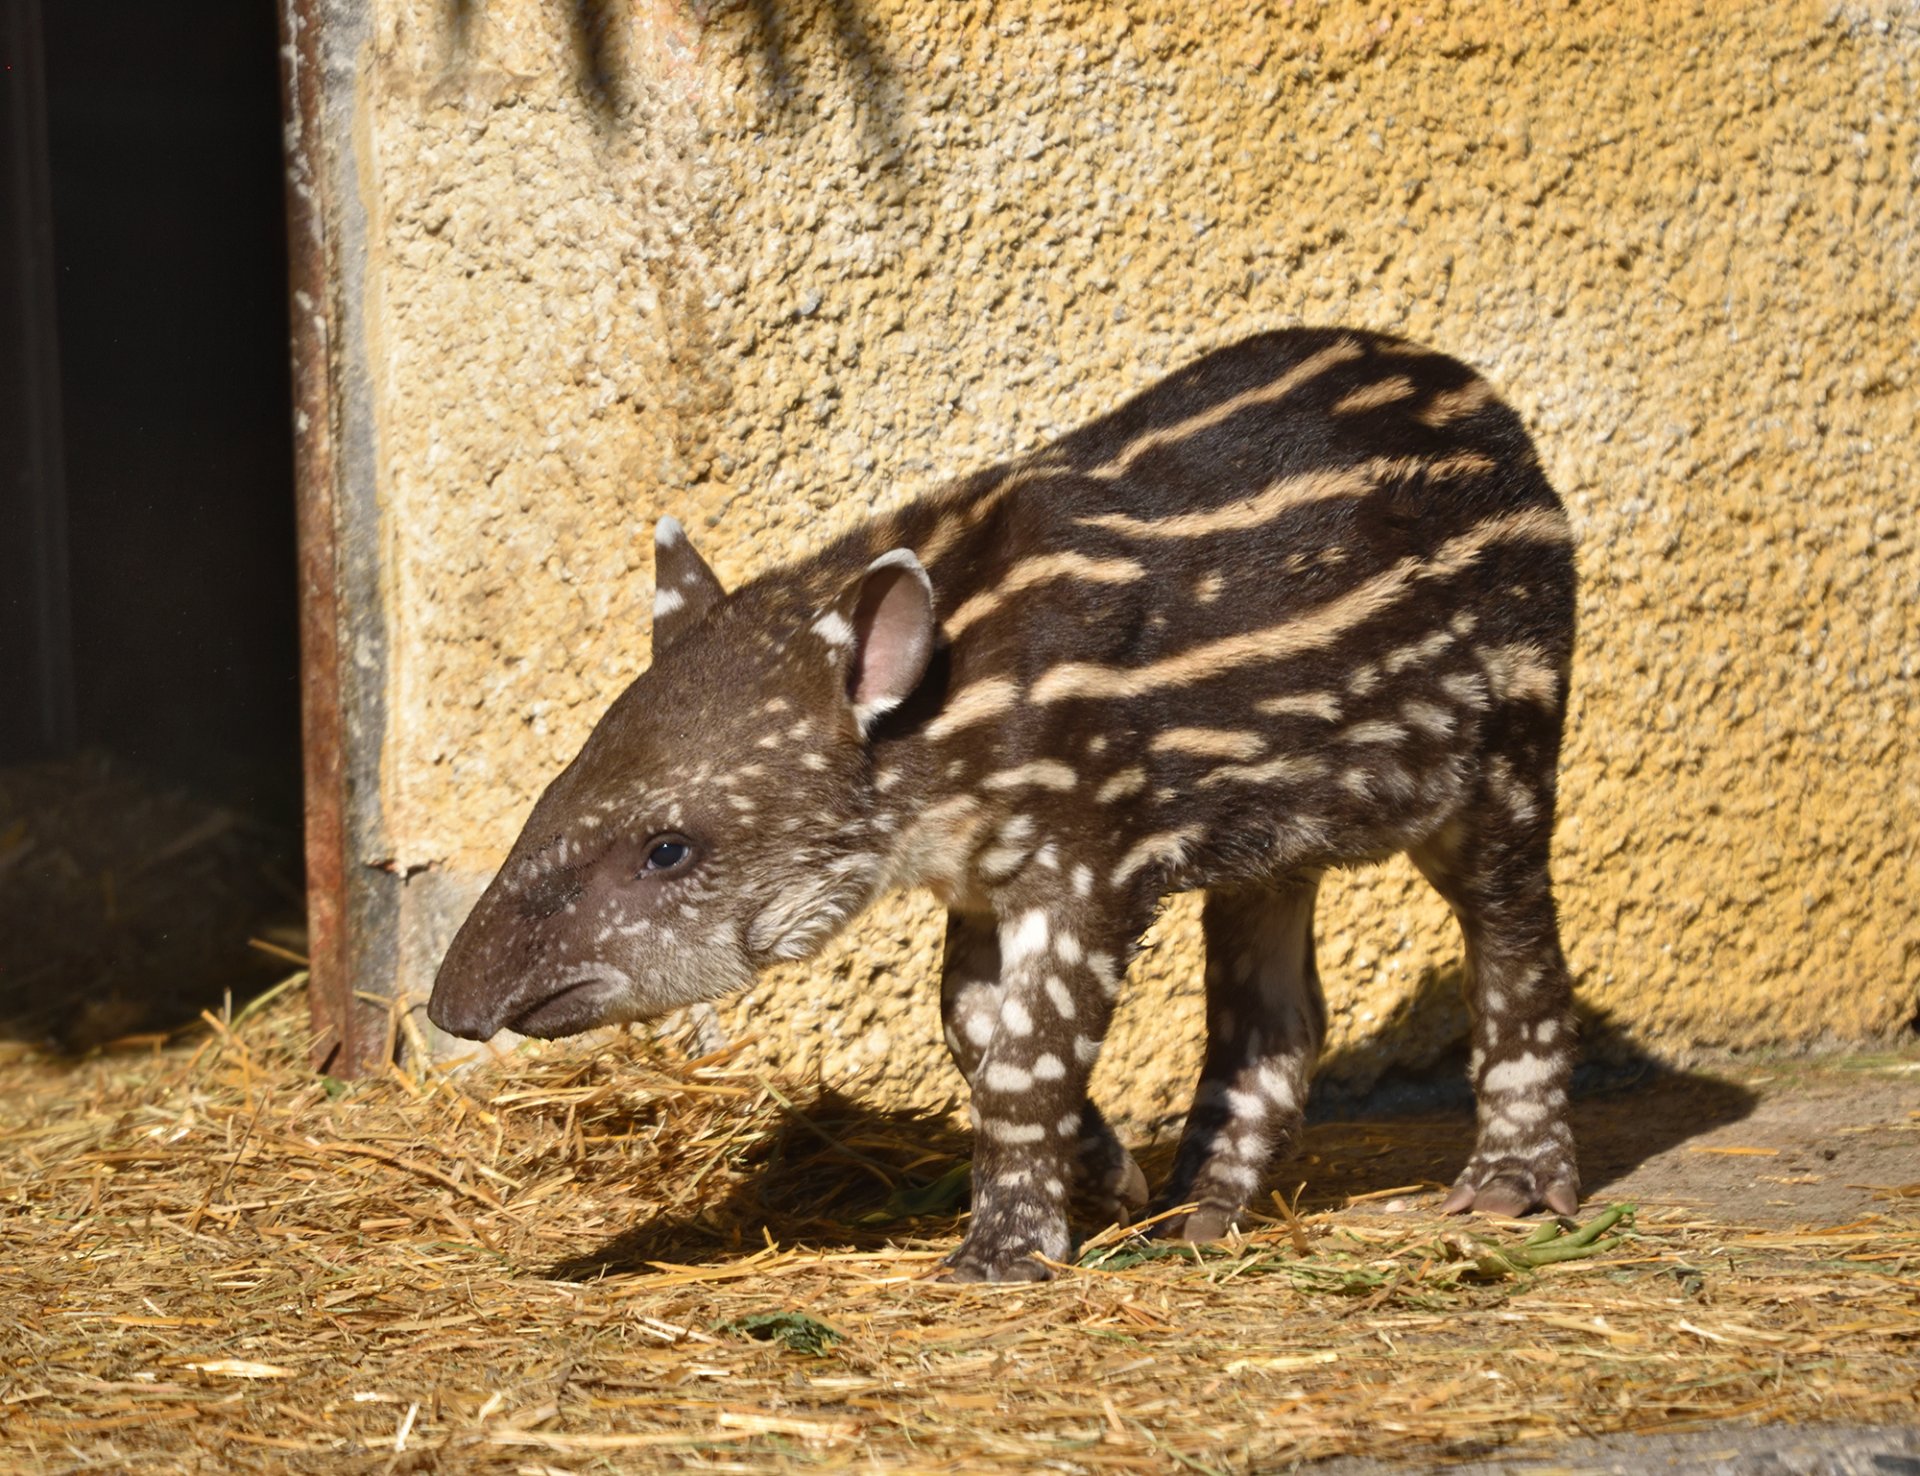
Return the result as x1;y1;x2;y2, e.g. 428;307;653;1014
430;328;1581;1282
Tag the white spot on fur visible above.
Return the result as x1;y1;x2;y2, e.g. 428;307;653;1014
1044;975;1077;1018
985;1062;1033;1093
1403;700;1456;737
1256;1064;1298;1110
1382;630;1455;673
1033;1054;1066;1081
978;844;1033;881
1488;757;1539;824
1257;691;1342;722
1112;828;1196;887
1072;864;1093;897
1226;1088;1268;1121
1153;727;1266;760
925;677;1020;740
1001;998;1034;1036
1002;909;1051;966
811;611;853;648
1480;642;1563;705
1483;1054;1554;1095
654;585;686;618
1096;767;1148;803
1201;755;1330;788
982;760;1078;792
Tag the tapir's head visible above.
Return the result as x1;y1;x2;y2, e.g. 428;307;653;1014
426;518;935;1041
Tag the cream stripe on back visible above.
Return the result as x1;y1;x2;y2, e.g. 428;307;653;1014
1084;338;1366;481
1077;453;1492;541
1332;376;1419;415
925;676;1020;739
1419;378;1496;428
1151;727;1267;760
944;551;1148;637
1030;506;1571;705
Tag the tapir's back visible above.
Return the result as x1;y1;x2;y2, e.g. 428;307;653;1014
883;328;1575;897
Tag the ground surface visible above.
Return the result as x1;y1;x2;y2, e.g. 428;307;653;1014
1;990;1914;1473
1311;1423;1920;1474
0;754;302;1051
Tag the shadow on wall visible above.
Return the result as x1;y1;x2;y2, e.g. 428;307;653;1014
444;0;910;171
1309;959;1685;1120
444;0;630;119
733;0;911;177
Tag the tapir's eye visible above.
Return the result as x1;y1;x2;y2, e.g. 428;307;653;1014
641;836;693;874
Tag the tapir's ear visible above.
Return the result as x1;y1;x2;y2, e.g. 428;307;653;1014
652;516;727;654
817;549;935;735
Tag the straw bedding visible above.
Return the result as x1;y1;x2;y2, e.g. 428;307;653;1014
2;980;1915;1473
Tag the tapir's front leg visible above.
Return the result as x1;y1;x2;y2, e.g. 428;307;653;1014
944;899;1139;1283
941;910;1146;1235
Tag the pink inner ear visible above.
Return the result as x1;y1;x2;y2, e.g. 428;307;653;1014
851;561;934;715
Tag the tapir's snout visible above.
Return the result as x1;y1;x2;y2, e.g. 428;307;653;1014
425;945;503;1041
425;897;518;1040
426;878;638;1042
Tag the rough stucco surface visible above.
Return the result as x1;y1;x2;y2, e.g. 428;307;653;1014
355;0;1919;1124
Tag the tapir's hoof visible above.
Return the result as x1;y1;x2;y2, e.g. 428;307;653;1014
1076;1153;1150;1228
1147;1202;1240;1243
940;1243;1057;1284
1441;1163;1580;1218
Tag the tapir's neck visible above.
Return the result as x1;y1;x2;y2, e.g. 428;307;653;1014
779;458;1083;913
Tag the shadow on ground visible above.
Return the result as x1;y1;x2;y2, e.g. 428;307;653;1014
544;1029;1762;1279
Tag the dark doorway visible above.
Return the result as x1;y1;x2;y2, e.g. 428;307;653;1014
1;0;304;1048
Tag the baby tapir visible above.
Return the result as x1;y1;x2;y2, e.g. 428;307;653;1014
428;327;1581;1283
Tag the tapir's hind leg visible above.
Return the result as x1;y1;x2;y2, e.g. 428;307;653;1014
1151;872;1325;1240
1409;762;1580;1217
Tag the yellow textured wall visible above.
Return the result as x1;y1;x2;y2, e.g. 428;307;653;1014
359;0;1919;1122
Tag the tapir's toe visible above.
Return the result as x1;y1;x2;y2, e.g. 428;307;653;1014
1441;1157;1581;1218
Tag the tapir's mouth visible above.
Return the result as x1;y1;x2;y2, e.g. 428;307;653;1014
507;973;627;1039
